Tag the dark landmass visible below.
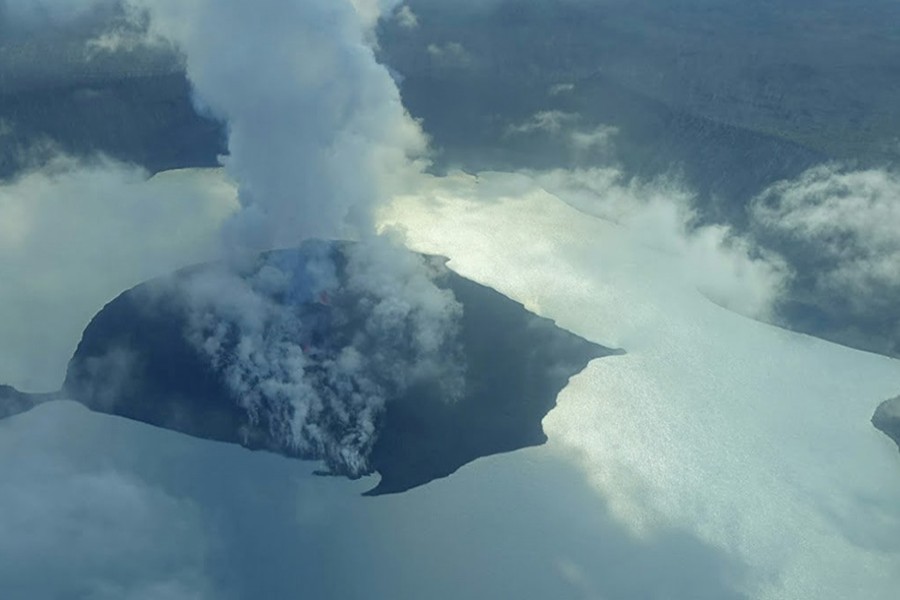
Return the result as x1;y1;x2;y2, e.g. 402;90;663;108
0;385;60;419
873;396;900;453
366;269;615;494
2;241;618;495
0;73;225;179
379;0;830;222
388;0;900;165
388;67;822;227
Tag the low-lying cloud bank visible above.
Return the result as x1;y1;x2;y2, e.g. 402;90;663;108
525;167;790;320
486;111;900;355
548;160;900;357
751;164;900;355
391;163;788;323
2;399;755;600
0;157;236;391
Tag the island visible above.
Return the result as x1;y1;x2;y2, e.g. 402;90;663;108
2;241;620;495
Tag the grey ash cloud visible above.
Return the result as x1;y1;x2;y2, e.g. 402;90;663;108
179;241;464;477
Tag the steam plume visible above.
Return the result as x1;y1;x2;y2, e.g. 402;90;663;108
130;0;461;476
136;0;424;249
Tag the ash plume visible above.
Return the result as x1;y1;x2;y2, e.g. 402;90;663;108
135;0;425;249
128;0;462;476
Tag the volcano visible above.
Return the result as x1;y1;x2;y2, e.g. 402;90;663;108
2;240;618;495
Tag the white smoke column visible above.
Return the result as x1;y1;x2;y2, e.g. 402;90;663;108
136;0;425;250
127;0;461;476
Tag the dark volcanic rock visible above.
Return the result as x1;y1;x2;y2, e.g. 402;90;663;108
10;241;619;494
873;396;900;453
366;269;612;495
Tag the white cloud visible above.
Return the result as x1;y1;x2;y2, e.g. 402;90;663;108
0;403;214;599
534;167;789;319
1;398;752;600
752;165;900;315
569;125;618;153
395;4;419;29
549;82;576;96
426;41;472;67
348;0;404;31
506;112;619;158
506;110;579;136
408;167;788;321
85;28;143;53
84;17;170;58
0;159;237;391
